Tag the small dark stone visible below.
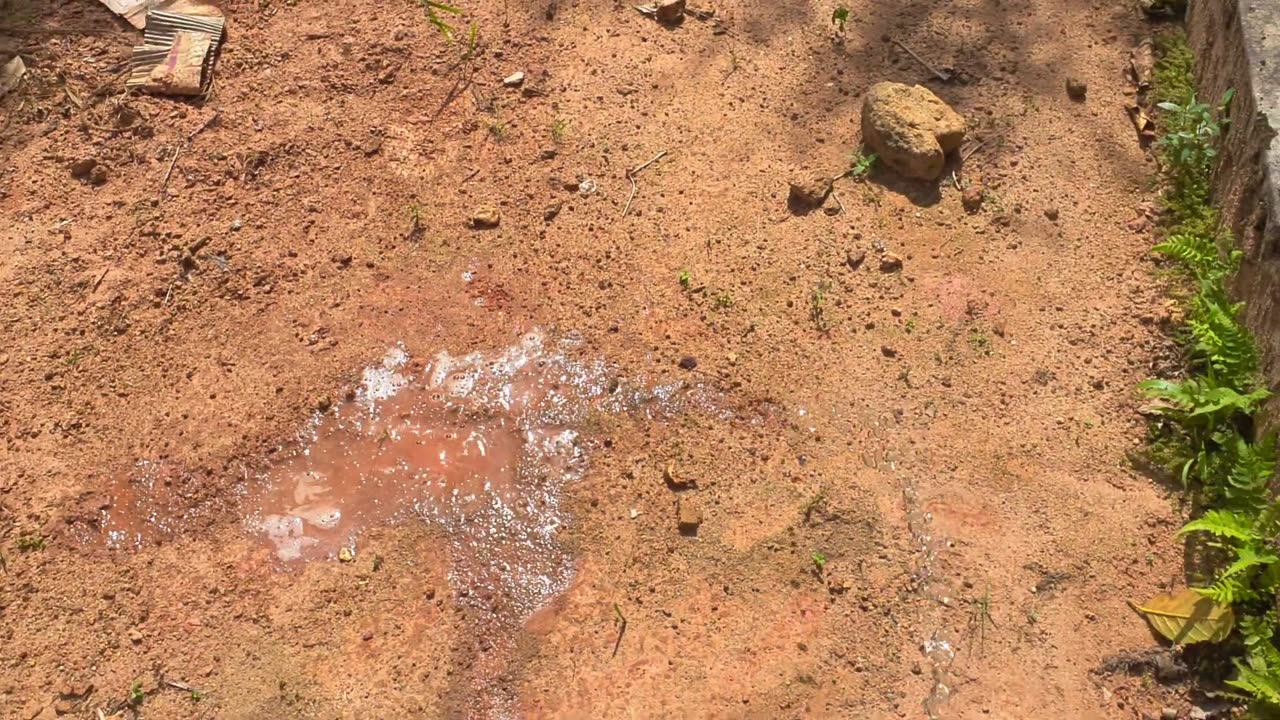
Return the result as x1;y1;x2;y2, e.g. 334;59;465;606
1044;206;1060;221
655;0;685;24
543;202;563;222
881;345;898;358
1066;77;1088;101
678;355;698;370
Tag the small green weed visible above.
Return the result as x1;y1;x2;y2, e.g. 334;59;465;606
844;148;877;180
415;0;463;40
678;269;691;290
969;332;991;355
14;535;45;552
810;281;832;333
714;292;734;309
811;551;828;575
487;118;508;141
830;5;849;33
550;118;570;144
904;318;917;334
464;21;479;58
128;680;145;708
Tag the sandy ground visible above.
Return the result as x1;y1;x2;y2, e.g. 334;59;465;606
1;0;1198;718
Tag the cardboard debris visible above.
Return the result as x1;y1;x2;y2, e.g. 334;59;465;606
0;56;25;98
97;0;222;30
126;9;225;96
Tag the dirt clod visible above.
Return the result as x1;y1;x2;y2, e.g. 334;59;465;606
861;82;965;180
655;0;686;24
69;158;107;185
962;186;983;213
471;207;501;228
676;497;702;535
1044;206;1060;221
677;355;698;370
1066;77;1088;101
664;462;694;489
846;248;866;270
787;172;831;211
879;253;903;273
543;201;563;222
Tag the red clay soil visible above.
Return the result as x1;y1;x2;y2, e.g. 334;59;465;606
1;0;1198;718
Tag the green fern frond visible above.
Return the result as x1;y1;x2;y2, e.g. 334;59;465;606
1155;233;1221;272
1180;509;1258;541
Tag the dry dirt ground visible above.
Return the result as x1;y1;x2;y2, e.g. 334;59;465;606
0;0;1199;718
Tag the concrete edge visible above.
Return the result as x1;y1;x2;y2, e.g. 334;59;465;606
1187;0;1280;425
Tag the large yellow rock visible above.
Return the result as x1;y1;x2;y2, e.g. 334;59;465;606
861;82;966;180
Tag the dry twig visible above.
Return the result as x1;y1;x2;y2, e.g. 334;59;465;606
892;39;951;83
620;150;668;219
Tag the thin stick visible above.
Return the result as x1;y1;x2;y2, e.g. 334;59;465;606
92;268;109;293
160;145;181;194
188;115;218;141
632;150;668;175
160;113;218;196
611;603;628;658
961;127;1013;164
892;40;950;82
830;189;846;215
620;150;668;219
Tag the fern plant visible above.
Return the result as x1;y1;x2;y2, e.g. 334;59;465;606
1141;30;1280;713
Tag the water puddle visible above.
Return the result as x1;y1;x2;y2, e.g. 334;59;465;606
862;412;956;720
96;330;723;719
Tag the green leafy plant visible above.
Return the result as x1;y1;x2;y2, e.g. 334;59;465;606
845;148;877;180
1156;90;1234;200
811;551;828;575
678;269;691;290
830;6;849;33
128;680;145;708
714;292;734;309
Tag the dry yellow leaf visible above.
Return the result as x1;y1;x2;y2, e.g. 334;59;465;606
1132;588;1234;645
